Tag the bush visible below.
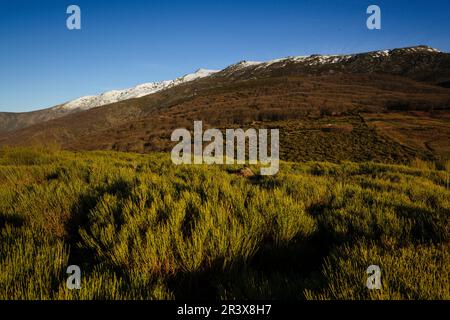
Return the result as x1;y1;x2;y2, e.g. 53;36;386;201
0;148;447;299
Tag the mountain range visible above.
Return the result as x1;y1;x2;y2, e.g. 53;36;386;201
0;45;449;163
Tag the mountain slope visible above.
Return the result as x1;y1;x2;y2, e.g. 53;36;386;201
217;45;450;85
1;45;448;134
1;45;449;162
0;69;218;132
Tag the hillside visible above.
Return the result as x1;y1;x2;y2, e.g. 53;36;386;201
0;46;449;163
0;69;218;133
0;148;448;299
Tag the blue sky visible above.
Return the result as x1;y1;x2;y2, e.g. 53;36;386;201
1;0;449;112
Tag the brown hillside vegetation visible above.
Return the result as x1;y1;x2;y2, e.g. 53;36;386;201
0;46;449;163
363;112;450;160
0;149;448;299
0;73;449;162
0;47;449;301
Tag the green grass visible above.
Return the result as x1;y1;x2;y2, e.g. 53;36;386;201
218;115;436;166
0;147;448;300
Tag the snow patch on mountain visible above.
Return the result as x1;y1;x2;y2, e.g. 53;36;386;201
57;69;219;111
224;46;442;74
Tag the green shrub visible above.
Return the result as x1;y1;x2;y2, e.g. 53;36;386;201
0;148;447;299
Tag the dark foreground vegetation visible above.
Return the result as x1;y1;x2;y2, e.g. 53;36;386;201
0;147;448;299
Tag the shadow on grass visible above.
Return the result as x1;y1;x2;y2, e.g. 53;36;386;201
65;178;134;270
0;213;24;229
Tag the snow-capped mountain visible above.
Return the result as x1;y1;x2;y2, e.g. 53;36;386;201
0;45;448;134
56;68;219;112
222;45;443;74
56;46;442;113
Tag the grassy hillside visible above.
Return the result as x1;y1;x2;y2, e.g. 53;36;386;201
1;73;449;154
0;147;448;299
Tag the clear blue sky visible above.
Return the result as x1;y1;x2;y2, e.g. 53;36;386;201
1;0;449;112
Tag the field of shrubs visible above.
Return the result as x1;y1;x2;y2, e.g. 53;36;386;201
0;147;448;299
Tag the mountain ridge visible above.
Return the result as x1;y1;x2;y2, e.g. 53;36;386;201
55;68;219;112
0;44;449;162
